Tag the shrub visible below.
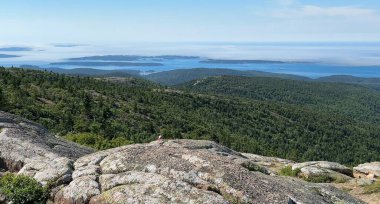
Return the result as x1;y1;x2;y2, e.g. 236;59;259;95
241;162;268;174
0;173;45;204
364;180;380;194
65;132;133;150
278;166;347;183
304;175;335;183
278;166;301;177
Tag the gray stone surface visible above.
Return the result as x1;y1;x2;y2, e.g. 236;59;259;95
355;178;375;186
292;161;353;176
291;161;353;183
241;153;294;174
55;139;364;204
0;193;6;204
0;111;92;185
354;162;380;177
55;175;100;204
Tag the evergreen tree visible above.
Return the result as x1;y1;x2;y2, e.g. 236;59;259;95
0;86;7;109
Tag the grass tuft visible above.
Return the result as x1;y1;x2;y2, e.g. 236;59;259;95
364;180;380;194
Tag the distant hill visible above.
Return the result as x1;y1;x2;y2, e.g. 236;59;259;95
47;67;140;77
0;54;20;58
68;55;200;61
144;68;380;91
15;66;380;91
144;68;310;85
19;65;140;77
178;75;380;124
200;59;288;64
317;75;380;91
53;43;85;47
0;46;32;51
50;61;163;67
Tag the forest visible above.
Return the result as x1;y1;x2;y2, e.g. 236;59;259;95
0;67;379;165
178;75;380;124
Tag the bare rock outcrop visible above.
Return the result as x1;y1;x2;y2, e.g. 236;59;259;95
54;139;364;204
0;111;92;185
0;111;368;203
241;153;294;174
292;161;353;176
354;162;380;179
291;161;353;182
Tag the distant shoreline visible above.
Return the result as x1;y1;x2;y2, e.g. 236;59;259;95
50;61;163;67
0;54;20;58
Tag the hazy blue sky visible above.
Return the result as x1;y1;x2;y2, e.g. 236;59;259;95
1;0;380;44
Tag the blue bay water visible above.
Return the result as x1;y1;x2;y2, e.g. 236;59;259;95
0;42;380;78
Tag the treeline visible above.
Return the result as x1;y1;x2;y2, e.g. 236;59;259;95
0;67;379;165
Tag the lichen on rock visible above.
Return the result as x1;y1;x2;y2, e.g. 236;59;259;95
54;139;364;204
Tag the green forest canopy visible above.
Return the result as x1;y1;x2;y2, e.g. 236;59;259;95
177;75;380;124
0;67;379;165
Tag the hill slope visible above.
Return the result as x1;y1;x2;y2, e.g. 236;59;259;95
144;68;309;85
19;66;380;91
178;75;380;124
19;65;141;77
317;75;380;91
0;67;379;165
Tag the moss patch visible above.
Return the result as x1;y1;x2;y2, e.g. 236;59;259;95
364;180;380;194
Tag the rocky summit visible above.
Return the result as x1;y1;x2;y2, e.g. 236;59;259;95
0;111;374;203
55;140;366;204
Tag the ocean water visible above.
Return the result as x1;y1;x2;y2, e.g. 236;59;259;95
1;42;380;78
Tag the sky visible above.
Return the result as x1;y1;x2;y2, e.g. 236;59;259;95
0;0;380;44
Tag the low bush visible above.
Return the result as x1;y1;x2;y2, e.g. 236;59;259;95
304;175;335;183
0;173;46;204
241;162;268;174
278;166;301;177
65;132;133;150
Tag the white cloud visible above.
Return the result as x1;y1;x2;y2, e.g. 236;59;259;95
255;4;380;42
271;5;377;18
301;5;376;17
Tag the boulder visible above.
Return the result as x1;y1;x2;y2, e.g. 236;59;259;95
241;153;294;165
291;161;353;183
54;175;100;204
292;161;353;176
355;178;375;186
354;162;380;178
18;157;74;185
241;153;294;174
54;139;364;204
0;111;92;186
